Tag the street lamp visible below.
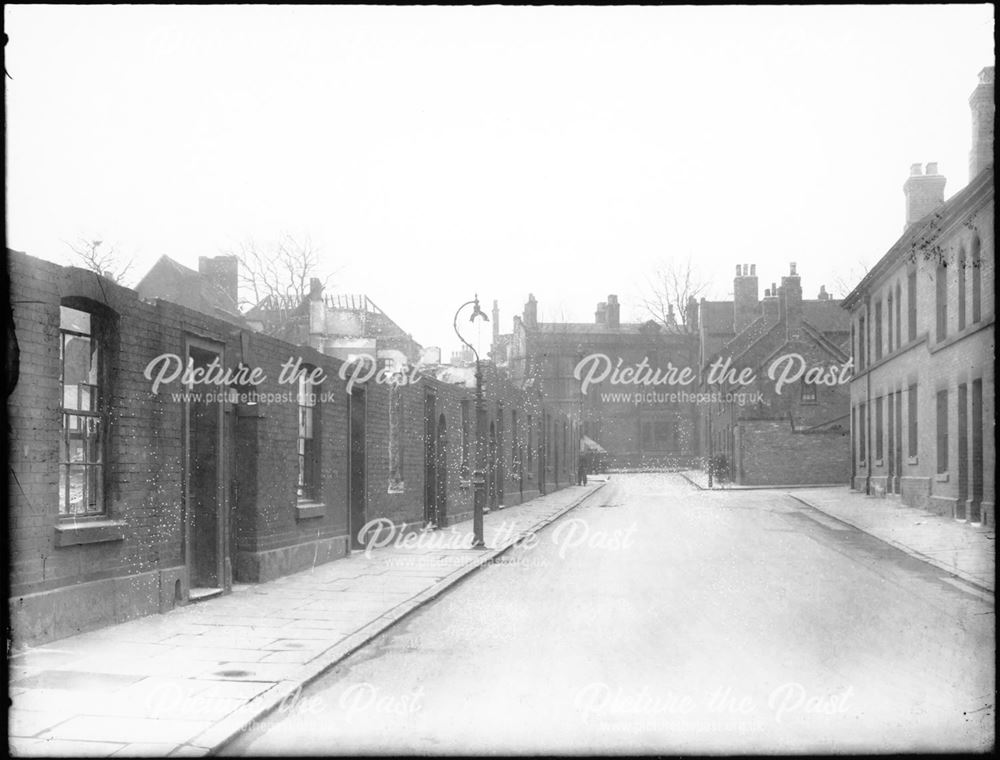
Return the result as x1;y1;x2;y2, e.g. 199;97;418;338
454;294;489;549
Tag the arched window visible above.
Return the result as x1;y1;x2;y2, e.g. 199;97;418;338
58;299;117;517
935;259;948;342
895;282;902;347
957;245;967;331
971;235;982;323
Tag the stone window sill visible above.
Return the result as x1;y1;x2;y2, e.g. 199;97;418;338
875;459;884;467
55;519;125;547
296;501;326;520
935;472;949;482
908;456;919;465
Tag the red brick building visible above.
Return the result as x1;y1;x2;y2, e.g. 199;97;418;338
843;67;995;526
696;264;852;485
7;249;578;646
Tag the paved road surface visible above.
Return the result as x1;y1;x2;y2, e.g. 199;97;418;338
223;473;994;754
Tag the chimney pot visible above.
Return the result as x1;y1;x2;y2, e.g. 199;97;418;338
735;264;741;276
903;163;947;229
910;163;923;176
790;262;797;276
750;264;756;276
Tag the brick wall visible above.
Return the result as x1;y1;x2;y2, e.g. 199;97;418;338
737;421;850;486
8;250;241;643
8;249;579;646
847;183;994;526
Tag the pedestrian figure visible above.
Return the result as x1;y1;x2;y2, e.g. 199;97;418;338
577;453;588;486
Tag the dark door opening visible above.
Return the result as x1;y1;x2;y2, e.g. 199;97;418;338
487;421;497;510
495;408;504;508
894;392;903;495
424;393;436;527
971;379;983;523
349;387;367;550
887;392;896;494
957;383;968;520
435;413;448;525
185;343;225;593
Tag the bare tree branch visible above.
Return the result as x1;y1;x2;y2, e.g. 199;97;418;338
65;238;134;286
224;233;334;312
830;259;872;299
642;256;708;329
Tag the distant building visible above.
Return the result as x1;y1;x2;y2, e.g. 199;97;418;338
843;67;994;527
696;263;851;485
136;254;247;327
245;281;423;369
505;293;699;469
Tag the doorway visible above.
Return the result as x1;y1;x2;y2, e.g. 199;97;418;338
349;387;367;549
957;383;968;520
185;340;227;596
435;413;448;525
887;391;895;495
971;379;983;523
424;392;437;526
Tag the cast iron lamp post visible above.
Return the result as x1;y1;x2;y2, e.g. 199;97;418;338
454;294;489;549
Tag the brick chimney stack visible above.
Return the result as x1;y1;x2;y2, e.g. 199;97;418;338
780;262;803;339
595;300;607;325
762;283;780;324
606;295;620;328
198;255;239;308
686;295;699;331
969;66;995;181
733;263;759;334
492;299;500;345
523;294;538;329
903;162;946;230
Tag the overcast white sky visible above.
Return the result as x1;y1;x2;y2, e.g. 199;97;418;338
5;5;995;354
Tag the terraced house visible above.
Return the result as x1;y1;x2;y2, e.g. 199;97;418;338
844;67;995;527
7;249;579;647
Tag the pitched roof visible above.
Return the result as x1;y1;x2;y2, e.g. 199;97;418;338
802;299;849;334
136;255;246;326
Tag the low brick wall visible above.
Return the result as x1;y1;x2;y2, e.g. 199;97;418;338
737;420;850;486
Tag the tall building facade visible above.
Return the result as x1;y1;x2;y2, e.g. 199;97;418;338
504;294;700;469
843;67;995;526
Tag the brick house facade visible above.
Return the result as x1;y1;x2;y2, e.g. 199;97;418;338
696;264;852;485
842;67;995;526
7;249;578;647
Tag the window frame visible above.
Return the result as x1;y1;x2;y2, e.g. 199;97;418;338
58;304;108;518
296;369;321;502
800;378;818;404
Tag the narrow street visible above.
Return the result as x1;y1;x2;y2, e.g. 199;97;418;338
223;473;995;755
